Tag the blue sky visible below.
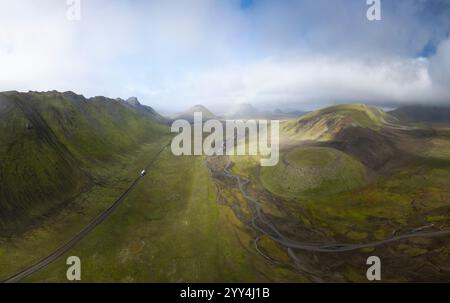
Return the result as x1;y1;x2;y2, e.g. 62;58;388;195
0;0;449;113
240;0;254;10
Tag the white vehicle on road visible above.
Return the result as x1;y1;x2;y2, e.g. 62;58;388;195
140;170;147;177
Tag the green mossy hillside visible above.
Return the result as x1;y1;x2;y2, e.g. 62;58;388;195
0;91;168;234
260;147;367;199
283;104;388;141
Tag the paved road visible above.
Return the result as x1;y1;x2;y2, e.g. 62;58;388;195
3;144;169;283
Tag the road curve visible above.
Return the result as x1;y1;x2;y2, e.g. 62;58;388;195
3;143;169;283
220;158;450;253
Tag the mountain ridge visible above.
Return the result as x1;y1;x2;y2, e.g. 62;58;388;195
390;105;450;123
0;90;169;234
172;104;218;122
283;104;389;141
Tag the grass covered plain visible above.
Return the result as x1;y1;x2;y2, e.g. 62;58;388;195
0;138;171;281
25;152;272;282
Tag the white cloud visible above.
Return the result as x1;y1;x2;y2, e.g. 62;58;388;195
429;39;450;88
154;53;450;111
0;0;449;111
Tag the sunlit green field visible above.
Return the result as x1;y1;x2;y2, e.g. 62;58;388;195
0;137;170;281
233;139;450;243
2;98;450;282
227;128;450;281
260;147;367;199
25;151;273;282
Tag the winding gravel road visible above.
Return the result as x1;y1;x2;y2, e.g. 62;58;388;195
220;157;450;253
3;144;169;283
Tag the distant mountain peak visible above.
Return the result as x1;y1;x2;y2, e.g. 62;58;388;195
62;91;86;103
117;97;168;124
126;97;141;106
173;104;217;121
274;108;284;114
390;105;450;123
225;103;259;119
190;104;211;112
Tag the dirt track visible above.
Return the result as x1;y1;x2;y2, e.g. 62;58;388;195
214;157;450;253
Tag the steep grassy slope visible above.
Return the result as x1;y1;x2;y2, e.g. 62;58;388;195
390;105;450;123
330;126;400;170
283;104;388;141
0;139;169;280
0;91;168;234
